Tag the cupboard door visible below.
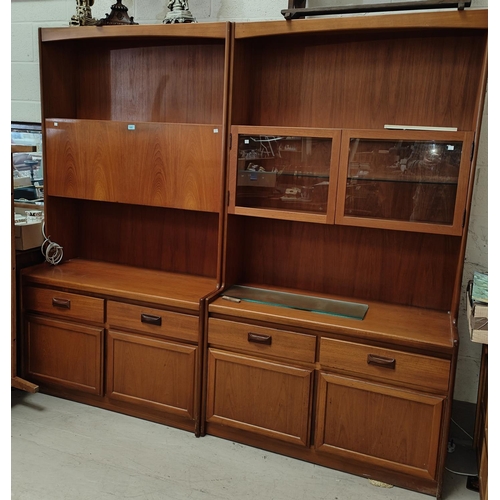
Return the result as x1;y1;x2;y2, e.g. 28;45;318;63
25;315;103;395
206;349;313;446
315;372;444;480
45;119;222;212
107;330;197;419
336;130;473;235
228;126;341;223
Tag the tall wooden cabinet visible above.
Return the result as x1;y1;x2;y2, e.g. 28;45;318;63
205;9;487;499
21;23;231;435
20;9;487;498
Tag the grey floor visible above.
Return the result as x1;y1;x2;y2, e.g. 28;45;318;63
11;390;480;500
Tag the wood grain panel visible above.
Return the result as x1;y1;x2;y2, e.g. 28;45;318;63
206;349;313;446
42;36;226;123
107;301;198;343
315;373;444;480
320;337;450;392
25;315;103;395
107;330;197;419
22;259;217;312
208;318;316;363
45;119;222;212
44;198;219;276
235;31;486;131
23;286;104;324
228;217;459;310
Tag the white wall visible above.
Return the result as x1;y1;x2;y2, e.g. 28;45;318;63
11;0;489;403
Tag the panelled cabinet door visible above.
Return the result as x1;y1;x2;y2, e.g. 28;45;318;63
206;349;313;447
315;372;444;481
336;130;474;235
106;330;197;420
25;315;104;395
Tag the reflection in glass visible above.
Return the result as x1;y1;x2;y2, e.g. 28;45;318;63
345;138;462;225
235;134;332;213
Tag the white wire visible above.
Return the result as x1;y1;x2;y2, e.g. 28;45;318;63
41;221;63;265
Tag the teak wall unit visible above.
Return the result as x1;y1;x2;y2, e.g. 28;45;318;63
205;9;487;499
19;10;487;499
21;23;231;435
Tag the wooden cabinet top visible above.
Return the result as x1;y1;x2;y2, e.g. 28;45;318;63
40;22;231;42
22;259;218;312
209;290;455;354
234;9;487;38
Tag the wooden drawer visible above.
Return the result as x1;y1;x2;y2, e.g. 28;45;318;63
319;337;450;393
23;286;104;324
107;301;198;343
208;318;316;363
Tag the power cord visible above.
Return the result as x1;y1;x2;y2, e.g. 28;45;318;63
41;221;63;265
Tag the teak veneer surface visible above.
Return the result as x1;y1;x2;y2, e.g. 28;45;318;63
23;259;218;311
40;22;230;42
209;291;454;354
234;9;487;38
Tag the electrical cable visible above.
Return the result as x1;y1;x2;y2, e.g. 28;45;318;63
451;418;474;440
41;221;63;265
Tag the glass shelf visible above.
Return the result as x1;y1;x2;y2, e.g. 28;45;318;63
223;285;368;320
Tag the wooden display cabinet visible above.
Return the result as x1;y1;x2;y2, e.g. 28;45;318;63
20;23;231;435
205;9;488;499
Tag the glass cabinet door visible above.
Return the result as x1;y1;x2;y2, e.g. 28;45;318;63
336;130;474;235
229;126;341;223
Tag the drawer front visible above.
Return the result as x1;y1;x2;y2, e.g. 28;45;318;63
320;337;450;393
24;286;104;324
107;301;198;343
208;318;316;363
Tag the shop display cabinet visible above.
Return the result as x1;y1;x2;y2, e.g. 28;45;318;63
205;10;487;498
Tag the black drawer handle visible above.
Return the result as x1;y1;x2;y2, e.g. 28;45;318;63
367;354;396;369
141;313;162;326
52;297;70;309
248;332;272;345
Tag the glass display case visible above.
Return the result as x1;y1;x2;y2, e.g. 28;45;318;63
336;130;474;235
229;126;341;223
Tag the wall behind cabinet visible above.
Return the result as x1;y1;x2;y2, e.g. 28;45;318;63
10;0;488;403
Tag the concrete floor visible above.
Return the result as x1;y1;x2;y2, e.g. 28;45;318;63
11;390;480;500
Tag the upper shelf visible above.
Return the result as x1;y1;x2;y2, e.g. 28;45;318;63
40;25;230;124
